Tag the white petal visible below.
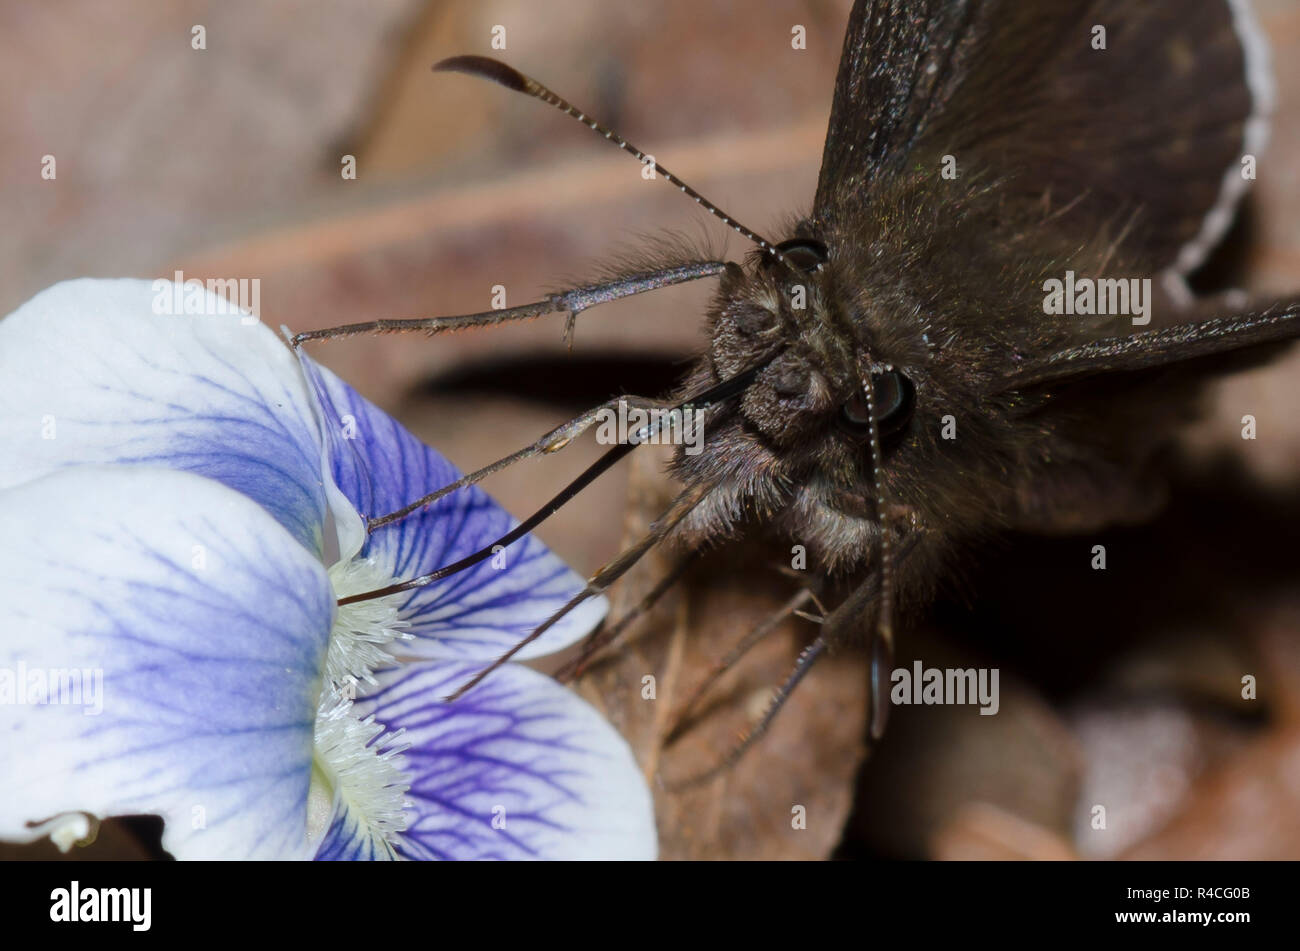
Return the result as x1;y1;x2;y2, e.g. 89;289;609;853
0;279;362;559
0;467;335;860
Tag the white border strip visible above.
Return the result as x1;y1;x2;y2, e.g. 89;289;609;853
1171;0;1275;280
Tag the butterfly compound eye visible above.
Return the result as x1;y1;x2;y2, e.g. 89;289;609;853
767;238;828;273
838;370;915;440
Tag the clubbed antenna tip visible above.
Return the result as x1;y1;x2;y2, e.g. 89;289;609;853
433;55;529;93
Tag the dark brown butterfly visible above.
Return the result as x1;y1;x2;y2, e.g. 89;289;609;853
299;0;1297;777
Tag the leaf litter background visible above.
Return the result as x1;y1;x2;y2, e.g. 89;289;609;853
2;0;1299;860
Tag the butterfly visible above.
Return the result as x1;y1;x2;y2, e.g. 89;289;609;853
297;0;1298;778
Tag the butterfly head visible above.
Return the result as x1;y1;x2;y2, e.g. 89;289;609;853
708;233;922;453
669;230;935;571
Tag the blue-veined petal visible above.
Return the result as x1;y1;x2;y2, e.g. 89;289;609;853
0;279;361;559
331;661;655;860
0;466;335;860
313;800;396;861
298;353;607;661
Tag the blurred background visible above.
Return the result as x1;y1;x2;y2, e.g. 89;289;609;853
3;0;1299;860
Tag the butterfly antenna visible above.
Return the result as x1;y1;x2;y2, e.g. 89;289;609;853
434;55;785;263
665;585;822;744
860;363;896;740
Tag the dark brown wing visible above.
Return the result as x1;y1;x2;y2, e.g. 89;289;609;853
813;0;982;213
815;0;1268;276
997;302;1300;391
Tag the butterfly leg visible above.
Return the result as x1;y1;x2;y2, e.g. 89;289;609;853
664;525;920;787
442;481;711;701
290;261;724;349
554;550;702;683
367;393;679;531
664;582;826;746
663;631;829;791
